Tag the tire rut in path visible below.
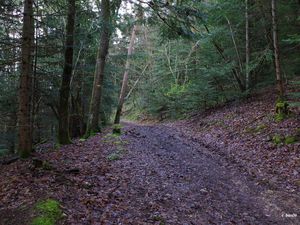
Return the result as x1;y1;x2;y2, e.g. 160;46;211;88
103;123;298;225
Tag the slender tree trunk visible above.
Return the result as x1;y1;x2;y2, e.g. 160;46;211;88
271;0;284;98
114;25;137;125
31;0;39;145
245;0;250;89
85;0;111;136
58;0;76;144
17;0;34;158
185;40;200;83
125;63;150;100
225;16;243;78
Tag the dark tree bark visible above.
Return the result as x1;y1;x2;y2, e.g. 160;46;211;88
114;25;137;125
271;0;284;98
58;0;76;144
85;0;111;136
17;0;34;158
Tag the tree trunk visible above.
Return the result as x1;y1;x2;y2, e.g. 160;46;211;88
58;0;76;144
225;16;243;80
85;0;111;136
245;0;250;89
17;0;34;158
114;25;137;125
7;113;17;154
271;0;284;98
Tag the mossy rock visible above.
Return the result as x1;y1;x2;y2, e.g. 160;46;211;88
275;99;289;122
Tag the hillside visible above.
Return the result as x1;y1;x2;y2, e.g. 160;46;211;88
171;88;300;192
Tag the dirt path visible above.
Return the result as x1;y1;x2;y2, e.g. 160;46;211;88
0;122;299;224
99;122;299;224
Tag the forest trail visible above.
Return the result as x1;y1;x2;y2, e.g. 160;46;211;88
1;122;299;225
98;122;299;224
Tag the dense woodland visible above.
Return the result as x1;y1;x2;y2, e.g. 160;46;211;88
0;0;299;156
0;0;300;224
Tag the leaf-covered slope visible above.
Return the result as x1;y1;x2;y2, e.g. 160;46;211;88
170;88;300;192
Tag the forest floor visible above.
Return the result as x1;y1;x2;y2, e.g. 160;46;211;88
0;90;299;225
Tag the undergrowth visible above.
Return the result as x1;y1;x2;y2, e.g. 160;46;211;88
32;199;62;225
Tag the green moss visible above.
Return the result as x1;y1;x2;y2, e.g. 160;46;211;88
276;102;285;108
32;216;54;225
244;127;255;133
272;134;298;145
272;135;283;145
112;124;122;134
32;199;62;225
113;140;122;145
275;113;285;122
36;199;61;217
102;133;121;143
245;124;267;134
54;143;61;149
83;130;99;139
284;136;298;144
275;99;289;122
255;124;267;132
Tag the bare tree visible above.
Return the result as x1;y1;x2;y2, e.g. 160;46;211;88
271;0;284;97
114;25;137;126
